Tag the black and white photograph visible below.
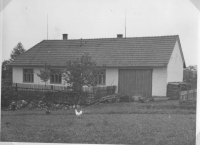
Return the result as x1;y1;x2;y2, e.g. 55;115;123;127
0;0;199;144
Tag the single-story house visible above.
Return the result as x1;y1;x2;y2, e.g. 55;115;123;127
9;34;186;97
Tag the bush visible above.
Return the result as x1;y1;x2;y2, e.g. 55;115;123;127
1;82;18;109
119;95;130;102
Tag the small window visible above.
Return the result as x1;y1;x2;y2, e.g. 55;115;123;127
23;69;34;83
97;70;106;85
50;70;62;84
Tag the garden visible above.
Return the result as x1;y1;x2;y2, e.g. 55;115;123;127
1;100;196;144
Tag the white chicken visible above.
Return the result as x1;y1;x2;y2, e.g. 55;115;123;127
75;109;83;117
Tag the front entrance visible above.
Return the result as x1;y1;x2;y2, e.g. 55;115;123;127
118;69;152;97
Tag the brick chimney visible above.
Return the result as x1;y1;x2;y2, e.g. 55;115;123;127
117;34;123;38
63;34;68;40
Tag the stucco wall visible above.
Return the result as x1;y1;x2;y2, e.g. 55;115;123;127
12;66;67;86
152;67;167;96
13;67;119;89
13;67;23;84
106;68;119;93
167;41;183;83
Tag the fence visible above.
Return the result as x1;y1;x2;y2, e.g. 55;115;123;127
8;83;116;105
179;89;197;105
167;82;190;100
12;83;69;91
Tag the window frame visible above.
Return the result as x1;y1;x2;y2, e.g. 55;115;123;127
97;69;106;85
50;69;62;84
23;68;34;83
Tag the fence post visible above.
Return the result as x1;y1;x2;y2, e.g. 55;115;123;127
15;83;18;102
15;83;18;92
186;85;189;101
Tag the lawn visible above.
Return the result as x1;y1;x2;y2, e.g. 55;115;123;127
1;100;196;144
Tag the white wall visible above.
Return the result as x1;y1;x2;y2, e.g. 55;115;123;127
167;41;183;83
13;67;119;90
106;68;118;93
12;66;68;86
13;67;23;84
152;67;167;97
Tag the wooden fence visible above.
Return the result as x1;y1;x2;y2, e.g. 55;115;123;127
12;83;69;91
10;83;116;105
12;83;116;93
179;89;197;105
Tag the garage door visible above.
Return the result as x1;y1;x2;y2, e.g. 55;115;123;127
118;69;152;97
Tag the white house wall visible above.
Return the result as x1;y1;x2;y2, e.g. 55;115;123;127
13;67;119;89
167;41;183;83
152;67;167;97
13;67;23;84
106;68;118;93
12;66;67;86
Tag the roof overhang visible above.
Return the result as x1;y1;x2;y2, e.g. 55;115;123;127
176;36;186;68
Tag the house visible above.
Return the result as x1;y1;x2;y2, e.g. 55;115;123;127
9;34;186;97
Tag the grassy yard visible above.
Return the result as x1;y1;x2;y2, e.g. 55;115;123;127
1;100;196;144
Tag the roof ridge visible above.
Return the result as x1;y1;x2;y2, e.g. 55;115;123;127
44;35;179;41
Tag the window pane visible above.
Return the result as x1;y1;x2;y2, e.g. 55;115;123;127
99;75;102;84
26;74;29;81
59;74;61;83
23;69;34;82
31;74;33;82
103;75;105;85
55;75;58;83
51;75;54;83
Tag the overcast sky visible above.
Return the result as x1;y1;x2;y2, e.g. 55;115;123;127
1;0;200;66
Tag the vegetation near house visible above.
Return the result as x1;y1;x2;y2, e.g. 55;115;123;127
1;60;12;80
36;53;101;104
62;53;100;91
37;53;100;91
1;42;26;107
10;42;26;61
183;65;197;89
2;42;26;80
37;63;51;86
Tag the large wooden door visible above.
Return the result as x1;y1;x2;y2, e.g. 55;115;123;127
118;69;152;97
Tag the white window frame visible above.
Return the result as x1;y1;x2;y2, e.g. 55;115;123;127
23;68;34;83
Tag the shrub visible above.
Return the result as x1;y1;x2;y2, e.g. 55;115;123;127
119;95;130;102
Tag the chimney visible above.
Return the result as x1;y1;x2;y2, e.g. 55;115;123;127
117;34;123;38
63;34;68;40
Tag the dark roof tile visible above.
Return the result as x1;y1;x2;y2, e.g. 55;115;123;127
9;35;184;67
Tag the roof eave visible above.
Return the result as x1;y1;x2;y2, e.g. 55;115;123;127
176;36;186;68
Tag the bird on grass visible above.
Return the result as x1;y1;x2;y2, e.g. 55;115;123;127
75;109;82;117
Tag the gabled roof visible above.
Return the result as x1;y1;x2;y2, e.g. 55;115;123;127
9;35;186;67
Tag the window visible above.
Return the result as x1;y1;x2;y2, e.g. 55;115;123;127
23;69;34;83
50;70;62;84
97;70;106;85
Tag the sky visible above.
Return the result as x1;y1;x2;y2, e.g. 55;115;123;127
1;0;200;66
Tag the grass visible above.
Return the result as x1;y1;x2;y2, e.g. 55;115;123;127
1;100;196;144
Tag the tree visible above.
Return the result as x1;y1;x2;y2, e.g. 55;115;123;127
183;65;197;89
62;53;100;91
37;63;51;86
10;42;26;61
1;60;12;80
1;42;26;80
37;53;101;105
